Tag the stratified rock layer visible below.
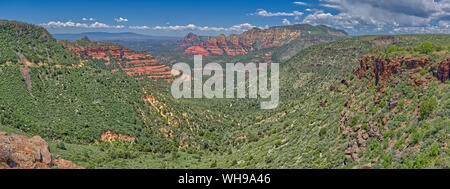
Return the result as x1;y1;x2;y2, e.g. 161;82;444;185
180;24;348;57
67;39;174;80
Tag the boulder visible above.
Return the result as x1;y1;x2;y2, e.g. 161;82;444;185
0;132;82;169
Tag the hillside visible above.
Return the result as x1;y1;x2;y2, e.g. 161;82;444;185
51;35;449;169
0;20;448;169
0;21;181;161
0;20;80;67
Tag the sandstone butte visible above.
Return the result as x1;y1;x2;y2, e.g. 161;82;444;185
68;41;175;80
182;27;302;56
0;132;83;169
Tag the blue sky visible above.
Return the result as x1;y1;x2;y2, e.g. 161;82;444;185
1;0;449;36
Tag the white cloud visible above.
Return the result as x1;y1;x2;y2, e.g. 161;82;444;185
302;12;363;29
282;19;292;25
392;26;450;34
318;0;449;26
153;23;264;32
114;17;128;22
253;9;304;17
41;21;124;29
439;20;450;29
82;18;95;21
300;0;450;34
293;1;308;6
129;26;150;30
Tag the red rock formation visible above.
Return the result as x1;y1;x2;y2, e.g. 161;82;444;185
0;132;82;169
68;42;174;80
183;27;302;56
358;55;450;88
430;57;450;83
358;55;432;85
175;24;349;58
185;46;210;56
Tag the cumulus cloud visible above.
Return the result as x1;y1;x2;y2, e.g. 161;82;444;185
282;19;292;25
293;1;308;6
129;25;150;30
153;23;264;32
41;21;124;29
114;17;128;22
301;0;450;34
253;9;303;17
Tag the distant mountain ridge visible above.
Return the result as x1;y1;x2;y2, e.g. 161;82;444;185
152;24;349;64
175;24;348;57
53;32;180;42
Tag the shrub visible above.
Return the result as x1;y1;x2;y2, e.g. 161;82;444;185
319;127;327;137
420;97;438;119
415;42;434;55
104;141;138;159
429;143;439;157
56;143;67;150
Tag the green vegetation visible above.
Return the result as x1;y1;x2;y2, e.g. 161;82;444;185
420;97;438;119
0;20;448;169
373;40;450;61
0;20;79;66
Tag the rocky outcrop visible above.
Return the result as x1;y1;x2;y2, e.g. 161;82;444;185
0;132;82;169
67;40;174;80
356;55;446;86
430;57;450;83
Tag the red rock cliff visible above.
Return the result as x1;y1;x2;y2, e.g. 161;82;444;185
183;27;301;56
67;39;174;80
357;55;449;86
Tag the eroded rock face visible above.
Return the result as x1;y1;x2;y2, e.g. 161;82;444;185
430;57;450;83
67;40;174;80
183;27;301;56
0;132;82;169
357;55;439;85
